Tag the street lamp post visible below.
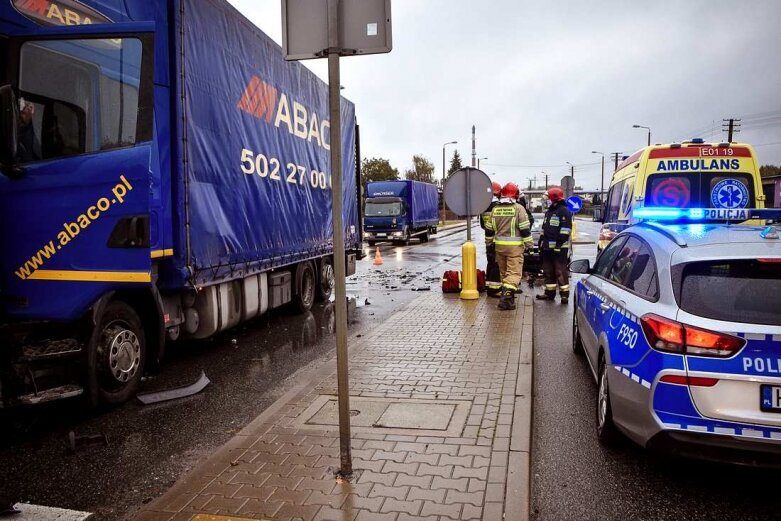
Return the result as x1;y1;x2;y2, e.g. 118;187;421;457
633;124;651;146
478;157;488;170
442;140;457;224
566;161;574;180
591;151;605;204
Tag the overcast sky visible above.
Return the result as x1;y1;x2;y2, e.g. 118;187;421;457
227;0;781;191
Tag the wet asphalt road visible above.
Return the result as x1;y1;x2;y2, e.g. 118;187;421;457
0;224;472;520
531;219;781;520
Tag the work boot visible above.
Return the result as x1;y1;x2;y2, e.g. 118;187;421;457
498;289;516;310
560;296;569;305
536;293;555;301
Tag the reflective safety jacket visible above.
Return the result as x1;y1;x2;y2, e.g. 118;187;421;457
541;201;572;251
480;198;498;245
486;200;534;249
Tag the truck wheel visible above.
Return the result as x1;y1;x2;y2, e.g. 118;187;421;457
87;301;146;406
316;257;334;302
293;261;316;313
421;231;429;242
368;240;376;247
403;230;411;245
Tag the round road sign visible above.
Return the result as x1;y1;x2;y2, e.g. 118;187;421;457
444;167;493;217
566;195;583;213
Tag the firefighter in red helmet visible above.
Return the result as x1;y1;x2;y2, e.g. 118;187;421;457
486;182;534;310
480;181;503;297
536;187;572;303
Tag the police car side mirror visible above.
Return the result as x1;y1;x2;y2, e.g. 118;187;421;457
569;259;591;274
0;83;21;177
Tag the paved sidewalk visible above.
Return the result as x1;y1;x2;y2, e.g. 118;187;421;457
136;291;534;521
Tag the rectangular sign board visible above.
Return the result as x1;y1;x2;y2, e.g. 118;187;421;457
282;0;392;60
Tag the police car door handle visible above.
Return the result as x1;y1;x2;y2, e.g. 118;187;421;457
599;302;611;312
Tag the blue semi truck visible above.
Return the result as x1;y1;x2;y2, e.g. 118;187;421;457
0;0;363;407
363;180;439;246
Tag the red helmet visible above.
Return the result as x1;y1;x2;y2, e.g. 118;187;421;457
501;182;519;199
546;187;565;203
491;181;502;197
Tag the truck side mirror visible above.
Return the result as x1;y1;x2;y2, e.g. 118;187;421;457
0;84;21;177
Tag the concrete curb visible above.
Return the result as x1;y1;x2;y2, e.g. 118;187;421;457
506;295;534;521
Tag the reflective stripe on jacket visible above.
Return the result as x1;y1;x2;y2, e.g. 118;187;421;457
480;199;498;244
486;201;533;248
541;201;573;251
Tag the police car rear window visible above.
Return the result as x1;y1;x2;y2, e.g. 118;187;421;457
679;260;781;326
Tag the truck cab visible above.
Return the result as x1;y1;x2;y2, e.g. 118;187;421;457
363;180;438;246
364;196;409;245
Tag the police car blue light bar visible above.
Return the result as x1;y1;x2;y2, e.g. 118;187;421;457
633;207;781;221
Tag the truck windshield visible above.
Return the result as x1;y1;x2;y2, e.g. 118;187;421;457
645;173;755;209
16;37;144;163
365;201;402;217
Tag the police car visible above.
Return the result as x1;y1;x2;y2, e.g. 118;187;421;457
570;207;781;464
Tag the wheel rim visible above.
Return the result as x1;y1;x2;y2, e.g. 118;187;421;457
321;262;334;295
598;367;608;428
302;266;315;307
100;322;141;387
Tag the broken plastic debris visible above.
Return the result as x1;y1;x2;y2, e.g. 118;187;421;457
67;431;108;454
137;371;211;405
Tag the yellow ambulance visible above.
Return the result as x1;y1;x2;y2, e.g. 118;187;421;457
600;139;764;247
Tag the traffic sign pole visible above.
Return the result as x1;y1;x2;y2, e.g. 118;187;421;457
327;0;352;478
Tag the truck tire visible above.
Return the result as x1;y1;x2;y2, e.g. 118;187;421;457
293;261;316;313
421;230;429;242
368;240;376;247
401;230;411;246
87;300;146;406
316;257;334;302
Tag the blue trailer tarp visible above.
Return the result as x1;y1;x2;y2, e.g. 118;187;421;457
178;0;359;285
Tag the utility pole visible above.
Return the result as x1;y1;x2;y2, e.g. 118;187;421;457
526;177;534;191
566;161;574;181
722;118;741;142
471;125;476;168
610;152;622;172
441;141;457;224
592;151;605;204
544;173;549;190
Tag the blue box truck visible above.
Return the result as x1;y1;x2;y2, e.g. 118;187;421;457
0;0;362;407
363;180;438;246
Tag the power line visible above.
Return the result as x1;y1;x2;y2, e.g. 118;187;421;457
485;160;601;169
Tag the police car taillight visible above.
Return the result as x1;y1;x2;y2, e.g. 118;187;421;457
641;315;685;353
640;314;745;358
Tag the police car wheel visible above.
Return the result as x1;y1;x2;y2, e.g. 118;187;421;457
596;357;619;445
572;310;584;355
